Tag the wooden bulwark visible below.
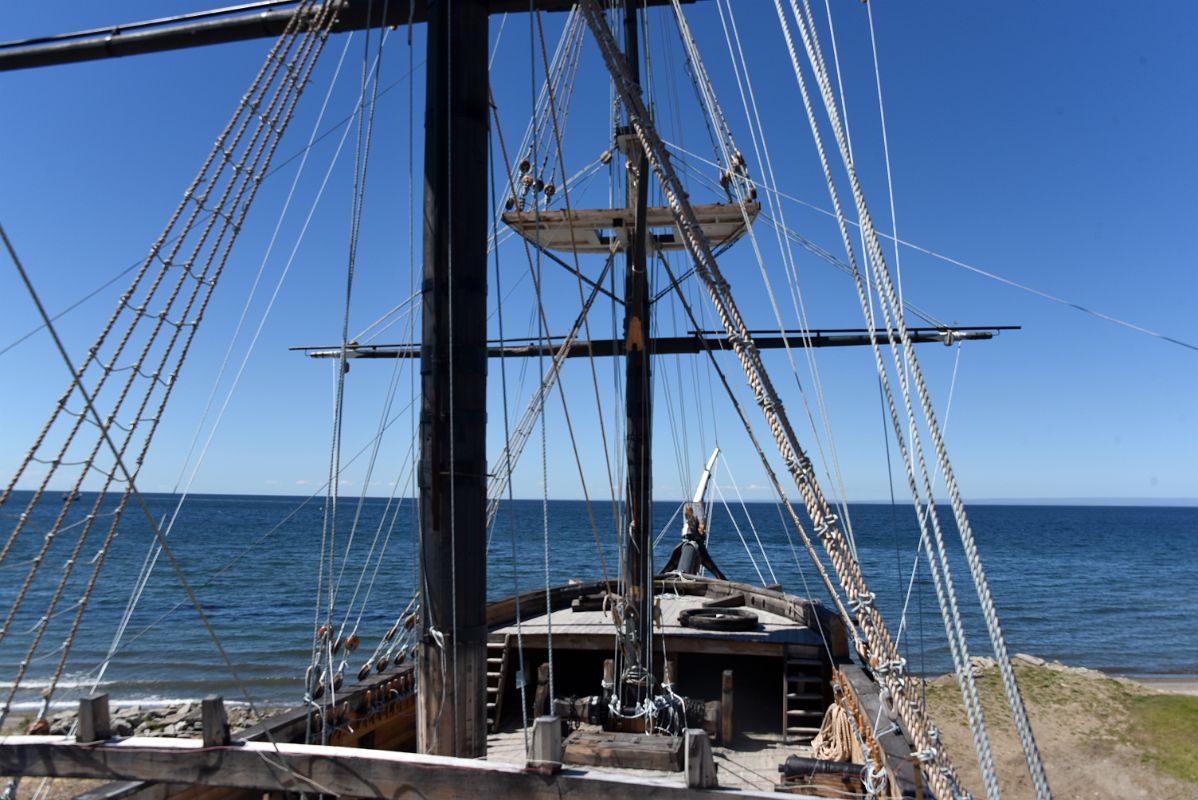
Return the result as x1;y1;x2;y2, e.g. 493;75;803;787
0;735;790;799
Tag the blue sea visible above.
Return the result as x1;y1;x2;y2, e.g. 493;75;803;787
1;492;1195;712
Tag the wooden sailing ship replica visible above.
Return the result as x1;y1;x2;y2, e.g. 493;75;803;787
0;1;1052;798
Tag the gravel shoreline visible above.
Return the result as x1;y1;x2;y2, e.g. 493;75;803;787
2;700;274;738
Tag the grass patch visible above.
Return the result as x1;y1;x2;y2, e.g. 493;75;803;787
1129;694;1198;784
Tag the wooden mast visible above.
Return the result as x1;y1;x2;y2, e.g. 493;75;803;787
417;0;489;757
621;0;655;691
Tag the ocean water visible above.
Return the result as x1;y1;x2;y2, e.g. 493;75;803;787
0;491;1194;711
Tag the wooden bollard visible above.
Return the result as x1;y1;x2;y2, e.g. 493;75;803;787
77;694;111;743
533;663;551;717
665;657;678;688
527;715;562;774
202;695;232;747
721;669;733;745
685;729;718;788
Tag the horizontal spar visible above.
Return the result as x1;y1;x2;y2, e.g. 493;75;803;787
0;0;695;72
294;327;1013;360
0;735;787;800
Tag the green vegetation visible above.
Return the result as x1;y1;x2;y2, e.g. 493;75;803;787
924;662;1198;795
1130;693;1198;784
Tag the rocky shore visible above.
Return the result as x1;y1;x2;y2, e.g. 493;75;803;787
12;701;268;738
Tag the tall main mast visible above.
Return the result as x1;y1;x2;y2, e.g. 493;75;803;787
621;0;655;690
416;0;490;758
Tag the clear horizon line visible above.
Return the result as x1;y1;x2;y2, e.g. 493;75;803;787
19;488;1198;508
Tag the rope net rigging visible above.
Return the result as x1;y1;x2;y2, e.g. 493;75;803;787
0;0;340;729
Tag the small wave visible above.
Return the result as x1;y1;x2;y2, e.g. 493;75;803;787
5;696;238;712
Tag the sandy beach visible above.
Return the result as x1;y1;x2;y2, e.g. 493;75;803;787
1132;676;1198;696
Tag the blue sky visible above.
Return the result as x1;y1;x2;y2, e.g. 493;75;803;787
0;1;1194;505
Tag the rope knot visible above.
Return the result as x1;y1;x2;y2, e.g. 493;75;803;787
849;591;875;613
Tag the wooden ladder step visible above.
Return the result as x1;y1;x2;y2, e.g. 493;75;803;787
785;656;824;666
787;675;821;684
786;709;823;718
786;726;821;736
487;634;512;734
786;692;822;701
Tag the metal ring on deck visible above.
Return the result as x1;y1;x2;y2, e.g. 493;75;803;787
677;607;759;631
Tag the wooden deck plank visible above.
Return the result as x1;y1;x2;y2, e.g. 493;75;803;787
486;726;807;794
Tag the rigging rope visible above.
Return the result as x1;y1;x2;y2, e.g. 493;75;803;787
772;2;997;795
780;1;1052;796
578;3;969;796
1;3;338;731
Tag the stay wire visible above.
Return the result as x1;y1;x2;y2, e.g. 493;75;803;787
0;220;331;793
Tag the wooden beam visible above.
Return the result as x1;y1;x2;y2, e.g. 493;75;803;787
0;0;697;73
417;0;489;758
0;736;786;799
301;329;999;363
563;731;683;772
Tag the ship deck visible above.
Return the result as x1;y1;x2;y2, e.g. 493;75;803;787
493;591;830;653
487;725;809;793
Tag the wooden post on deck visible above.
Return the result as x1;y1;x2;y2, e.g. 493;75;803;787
720;670;733;745
201;696;231;747
528;716;562;774
76;695;110;743
684;729;717;788
534;663;551;718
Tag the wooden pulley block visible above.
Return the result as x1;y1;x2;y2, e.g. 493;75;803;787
394;650;405;666
376;656;389;674
332;672;344;692
346;633;360;652
384;622;399;641
331;635;344;655
357;663;372;682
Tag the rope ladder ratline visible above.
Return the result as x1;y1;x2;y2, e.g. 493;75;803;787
0;0;339;730
577;2;969;797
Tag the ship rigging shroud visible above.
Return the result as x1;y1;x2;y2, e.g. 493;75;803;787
0;1;1052;799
